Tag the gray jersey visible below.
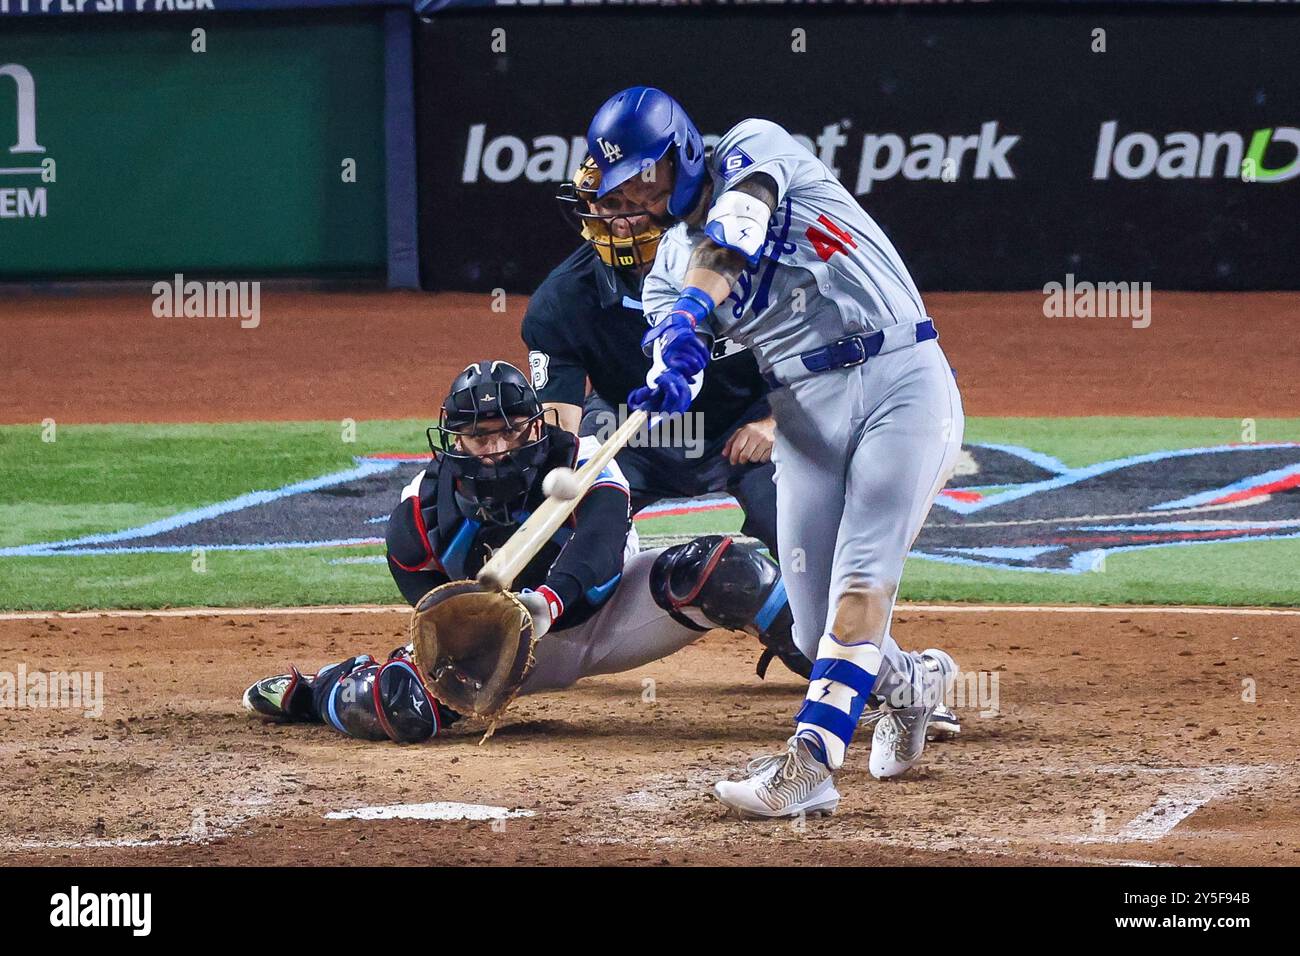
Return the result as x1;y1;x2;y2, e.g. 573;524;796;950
642;118;928;371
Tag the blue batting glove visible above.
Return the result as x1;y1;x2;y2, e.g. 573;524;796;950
641;312;711;377
640;286;717;377
628;369;694;414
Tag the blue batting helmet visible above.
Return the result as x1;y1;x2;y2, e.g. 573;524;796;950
586;87;705;218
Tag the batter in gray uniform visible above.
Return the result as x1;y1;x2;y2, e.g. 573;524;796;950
585;87;964;817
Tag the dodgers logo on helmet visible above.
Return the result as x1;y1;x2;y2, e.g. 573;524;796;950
586;86;705;218
597;137;623;163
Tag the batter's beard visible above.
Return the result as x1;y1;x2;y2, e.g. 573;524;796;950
679;179;715;228
649;210;678;230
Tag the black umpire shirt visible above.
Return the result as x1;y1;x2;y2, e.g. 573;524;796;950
521;244;770;443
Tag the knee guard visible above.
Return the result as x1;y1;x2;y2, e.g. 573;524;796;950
312;654;449;744
650;535;811;680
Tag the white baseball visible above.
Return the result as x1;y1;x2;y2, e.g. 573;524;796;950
542;467;581;501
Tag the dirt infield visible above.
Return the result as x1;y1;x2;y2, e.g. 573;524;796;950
3;289;1298;423
3;288;1297;866
2;606;1296;866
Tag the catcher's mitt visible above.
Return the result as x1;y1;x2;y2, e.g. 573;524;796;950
407;580;536;722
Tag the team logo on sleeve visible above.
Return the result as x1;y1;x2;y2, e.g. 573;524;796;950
720;146;754;179
528;350;550;390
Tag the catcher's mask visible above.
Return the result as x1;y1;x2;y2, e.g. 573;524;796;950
428;360;551;526
556;156;664;271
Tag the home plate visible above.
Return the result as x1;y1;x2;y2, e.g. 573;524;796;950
325;802;536;822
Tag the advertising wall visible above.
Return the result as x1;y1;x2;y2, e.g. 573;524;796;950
416;6;1300;292
0;11;388;278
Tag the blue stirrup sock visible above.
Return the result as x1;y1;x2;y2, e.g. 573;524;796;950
795;632;883;770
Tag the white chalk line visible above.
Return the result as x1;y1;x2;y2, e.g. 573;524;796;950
1055;764;1278;845
10;763;1276;860
6;802;532;852
325;801;535;822
581;761;1280;867
2;601;1297;622
4;815;249;852
898;603;1300;617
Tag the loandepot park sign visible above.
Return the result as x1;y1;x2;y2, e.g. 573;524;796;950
461;119;1300;193
462;121;1023;195
1093;121;1300;183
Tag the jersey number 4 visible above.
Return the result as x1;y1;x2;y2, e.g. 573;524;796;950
805;214;857;262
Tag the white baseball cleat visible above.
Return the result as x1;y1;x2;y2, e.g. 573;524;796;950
714;734;840;819
869;648;958;779
862;699;961;741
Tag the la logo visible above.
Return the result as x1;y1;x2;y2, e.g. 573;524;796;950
597;137;622;163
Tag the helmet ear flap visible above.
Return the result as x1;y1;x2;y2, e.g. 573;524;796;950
683;129;701;163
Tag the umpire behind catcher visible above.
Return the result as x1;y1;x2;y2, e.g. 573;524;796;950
522;156;779;554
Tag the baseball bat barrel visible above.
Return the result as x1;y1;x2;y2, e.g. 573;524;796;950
475;408;650;592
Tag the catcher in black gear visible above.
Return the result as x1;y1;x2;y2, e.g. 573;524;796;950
241;360;810;743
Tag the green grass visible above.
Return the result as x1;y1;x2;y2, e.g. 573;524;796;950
0;421;426;548
1;418;1297;610
962;417;1299;468
0;546;392;611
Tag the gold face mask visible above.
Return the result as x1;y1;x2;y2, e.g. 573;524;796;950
558;157;664;271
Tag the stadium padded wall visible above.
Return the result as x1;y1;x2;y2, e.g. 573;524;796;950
0;11;388;279
415;5;1300;293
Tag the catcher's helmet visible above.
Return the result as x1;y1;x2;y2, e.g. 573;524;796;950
556;155;665;271
586;86;705;218
429;361;550;525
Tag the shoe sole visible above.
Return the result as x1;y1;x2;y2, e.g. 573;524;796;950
713;783;841;820
722;797;840;821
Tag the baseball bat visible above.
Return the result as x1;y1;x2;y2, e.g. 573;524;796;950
475;408;650;592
